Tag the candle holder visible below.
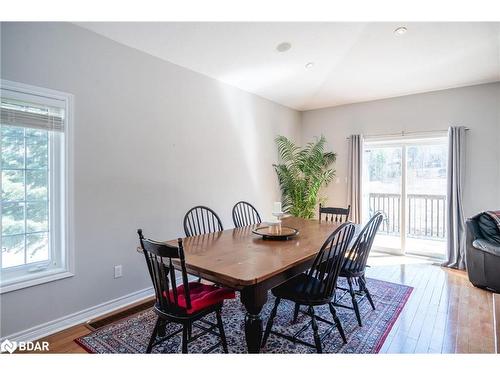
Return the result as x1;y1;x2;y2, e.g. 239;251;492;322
272;211;284;222
273;212;285;221
270;212;284;234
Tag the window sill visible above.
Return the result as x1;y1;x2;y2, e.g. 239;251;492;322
0;268;74;294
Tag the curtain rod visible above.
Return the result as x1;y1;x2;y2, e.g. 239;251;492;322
345;128;470;140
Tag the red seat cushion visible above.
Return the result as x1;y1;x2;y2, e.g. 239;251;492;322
164;282;235;314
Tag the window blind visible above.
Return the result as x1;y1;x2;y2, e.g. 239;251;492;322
0;97;65;132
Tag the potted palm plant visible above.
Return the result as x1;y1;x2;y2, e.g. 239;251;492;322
273;135;336;219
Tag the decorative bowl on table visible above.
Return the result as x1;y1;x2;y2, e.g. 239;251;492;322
252;222;299;241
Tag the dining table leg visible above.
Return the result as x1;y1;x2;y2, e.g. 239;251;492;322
240;285;268;353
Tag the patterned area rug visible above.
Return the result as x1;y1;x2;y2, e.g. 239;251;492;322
76;278;412;354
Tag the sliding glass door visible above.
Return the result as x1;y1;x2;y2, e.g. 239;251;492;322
405;141;448;258
362;136;448;259
362;144;403;253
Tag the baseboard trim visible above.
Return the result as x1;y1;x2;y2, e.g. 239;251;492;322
1;287;154;343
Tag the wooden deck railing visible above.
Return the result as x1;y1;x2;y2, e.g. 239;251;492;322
368;193;446;239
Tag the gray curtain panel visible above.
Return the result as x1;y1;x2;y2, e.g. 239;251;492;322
443;126;467;269
347;134;363;224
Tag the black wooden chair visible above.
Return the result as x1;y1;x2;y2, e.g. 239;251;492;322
262;223;356;353
288;203;352;322
183;205;223;237
137;229;235;353
319;204;351;223
333;212;384;326
232;201;262;228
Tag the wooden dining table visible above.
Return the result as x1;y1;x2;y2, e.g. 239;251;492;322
165;216;356;353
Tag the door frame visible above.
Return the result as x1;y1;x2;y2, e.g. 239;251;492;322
362;132;448;256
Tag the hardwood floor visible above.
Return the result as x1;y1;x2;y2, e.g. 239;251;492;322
31;253;498;354
366;253;497;353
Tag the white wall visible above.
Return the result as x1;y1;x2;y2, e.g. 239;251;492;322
301;82;500;218
0;22;301;338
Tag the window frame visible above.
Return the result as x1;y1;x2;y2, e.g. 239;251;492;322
0;79;74;294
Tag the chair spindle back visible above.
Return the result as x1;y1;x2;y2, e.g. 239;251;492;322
232;201;262;228
343;212;384;274
183;206;224;237
300;223;356;300
137;229;191;313
319;204;351;223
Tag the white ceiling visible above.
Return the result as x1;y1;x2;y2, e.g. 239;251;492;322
77;22;500;111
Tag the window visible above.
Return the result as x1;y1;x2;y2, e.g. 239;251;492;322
0;80;73;293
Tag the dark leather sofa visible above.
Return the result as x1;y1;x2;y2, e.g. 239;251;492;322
466;216;500;293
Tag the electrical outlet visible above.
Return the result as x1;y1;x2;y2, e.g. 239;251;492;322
114;265;122;279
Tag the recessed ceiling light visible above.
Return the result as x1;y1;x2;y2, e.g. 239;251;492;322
394;27;407;36
276;42;292;52
305;62;315;69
